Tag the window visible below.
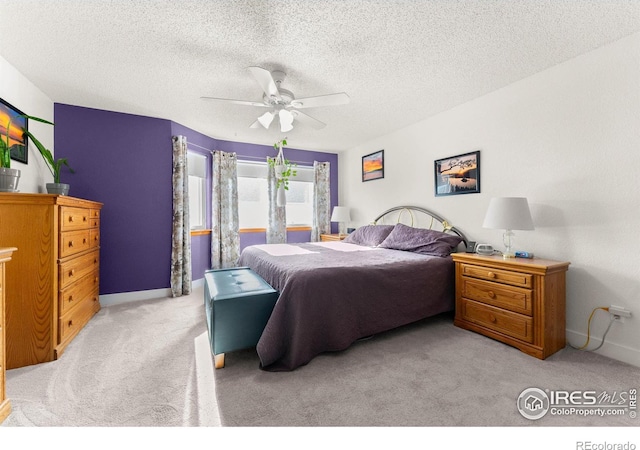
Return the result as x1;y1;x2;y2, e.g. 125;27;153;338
188;151;207;230
237;161;314;229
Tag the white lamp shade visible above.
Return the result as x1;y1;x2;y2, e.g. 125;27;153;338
279;109;294;132
331;206;351;223
257;111;275;129
482;197;534;230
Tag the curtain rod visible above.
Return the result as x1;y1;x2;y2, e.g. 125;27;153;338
236;154;317;166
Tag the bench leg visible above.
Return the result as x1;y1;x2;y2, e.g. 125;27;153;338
214;353;225;369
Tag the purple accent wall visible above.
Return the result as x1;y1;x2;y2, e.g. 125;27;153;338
54;104;173;295
54;104;340;294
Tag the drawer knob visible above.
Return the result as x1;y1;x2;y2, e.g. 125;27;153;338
68;241;74;247
83;216;88;222
69;269;75;276
489;314;497;323
68;216;74;222
83;238;87;244
487;272;496;278
68;295;73;302
68;320;73;327
488;291;496;299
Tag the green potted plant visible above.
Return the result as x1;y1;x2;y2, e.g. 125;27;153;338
21;116;74;195
0;116;22;192
267;138;297;206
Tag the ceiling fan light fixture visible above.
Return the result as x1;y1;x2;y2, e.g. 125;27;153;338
257;111;274;129
279;109;294;132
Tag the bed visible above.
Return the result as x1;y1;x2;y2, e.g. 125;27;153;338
237;206;468;371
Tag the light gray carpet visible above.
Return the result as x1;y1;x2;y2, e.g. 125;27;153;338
3;287;212;427
3;285;638;430
213;313;639;427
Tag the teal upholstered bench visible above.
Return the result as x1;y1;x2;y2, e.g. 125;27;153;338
204;267;279;369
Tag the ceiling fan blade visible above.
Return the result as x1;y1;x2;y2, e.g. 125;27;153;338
291;110;326;130
248;66;282;102
200;96;268;107
290;92;350;109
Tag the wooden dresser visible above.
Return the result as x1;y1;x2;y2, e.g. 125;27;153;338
452;253;570;360
0;247;16;424
0;194;102;369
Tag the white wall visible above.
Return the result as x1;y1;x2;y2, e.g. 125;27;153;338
340;32;640;367
0;54;54;193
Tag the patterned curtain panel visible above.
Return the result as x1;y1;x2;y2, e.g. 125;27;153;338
266;158;287;244
170;135;192;297
311;161;331;242
211;151;240;269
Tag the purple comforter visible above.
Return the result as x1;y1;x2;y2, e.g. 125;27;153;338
237;241;455;371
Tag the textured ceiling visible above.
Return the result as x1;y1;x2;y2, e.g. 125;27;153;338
1;1;639;152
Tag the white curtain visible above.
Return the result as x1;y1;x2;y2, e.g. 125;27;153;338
170;135;192;297
211;150;240;269
266;158;287;243
311;161;331;242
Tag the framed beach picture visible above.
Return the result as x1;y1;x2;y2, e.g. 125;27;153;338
0;97;28;164
434;150;480;196
362;149;384;182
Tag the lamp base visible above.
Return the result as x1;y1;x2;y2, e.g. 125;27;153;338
502;229;515;259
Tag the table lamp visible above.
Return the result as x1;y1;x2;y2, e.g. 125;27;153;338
482;197;534;258
331;206;351;237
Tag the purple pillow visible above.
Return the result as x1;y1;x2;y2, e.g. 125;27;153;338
343;225;395;247
378;223;464;257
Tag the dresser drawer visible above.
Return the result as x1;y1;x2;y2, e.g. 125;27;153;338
59;269;99;316
60;206;91;231
461;277;532;315
460;298;533;343
90;209;100;228
90;228;100;249
60;230;92;258
59;250;99;290
460;263;532;288
59;296;98;344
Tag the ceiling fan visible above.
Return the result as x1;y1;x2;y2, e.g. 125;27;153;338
201;66;350;132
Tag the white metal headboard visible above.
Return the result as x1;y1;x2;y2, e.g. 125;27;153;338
372;205;469;247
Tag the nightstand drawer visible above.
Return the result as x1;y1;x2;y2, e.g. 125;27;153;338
461;278;532;315
460;298;533;343
461;263;532;288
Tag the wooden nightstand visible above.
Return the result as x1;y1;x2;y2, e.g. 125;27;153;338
320;234;346;242
452;253;570;360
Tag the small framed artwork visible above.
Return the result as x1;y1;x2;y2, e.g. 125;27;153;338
362;149;384;182
434;150;480;196
0;97;28;164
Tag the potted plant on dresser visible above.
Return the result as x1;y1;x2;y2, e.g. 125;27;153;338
0;116;21;192
21;116;75;195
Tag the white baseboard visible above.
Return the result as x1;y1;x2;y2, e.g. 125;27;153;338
566;328;640;368
100;278;205;307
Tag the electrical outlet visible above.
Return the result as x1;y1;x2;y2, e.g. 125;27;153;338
609;305;632;318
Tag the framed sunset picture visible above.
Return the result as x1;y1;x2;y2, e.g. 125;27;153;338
0;97;28;164
362;149;384;182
